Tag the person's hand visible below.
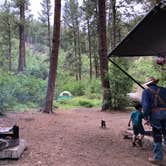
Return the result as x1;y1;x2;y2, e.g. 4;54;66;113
144;120;150;126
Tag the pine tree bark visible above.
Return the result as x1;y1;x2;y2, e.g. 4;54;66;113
107;1;112;48
111;0;117;49
73;29;78;81
94;52;99;78
18;2;26;72
43;0;61;113
48;13;51;55
77;24;82;80
47;1;52;56
98;0;111;111
87;19;92;80
8;30;12;71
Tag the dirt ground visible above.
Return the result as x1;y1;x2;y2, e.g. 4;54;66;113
0;108;165;166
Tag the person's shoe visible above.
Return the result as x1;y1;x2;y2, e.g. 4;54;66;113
148;157;163;165
163;143;166;152
137;139;143;147
132;142;136;147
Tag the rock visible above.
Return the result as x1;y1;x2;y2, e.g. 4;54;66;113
0;139;27;159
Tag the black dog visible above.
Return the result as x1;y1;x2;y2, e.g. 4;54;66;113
101;120;106;128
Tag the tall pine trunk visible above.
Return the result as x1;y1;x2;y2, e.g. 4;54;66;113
87;19;92;80
18;2;25;72
8;31;12;71
73;29;78;81
93;51;99;78
43;0;61;113
111;0;116;49
47;5;51;56
107;1;112;48
98;0;111;111
77;24;81;80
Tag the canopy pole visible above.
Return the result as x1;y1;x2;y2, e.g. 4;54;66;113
108;58;145;90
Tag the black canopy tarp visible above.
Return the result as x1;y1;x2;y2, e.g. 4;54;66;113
108;1;166;57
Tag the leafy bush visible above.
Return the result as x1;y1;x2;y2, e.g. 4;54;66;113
129;57;166;86
109;58;133;110
0;72;17;111
56;78;86;96
0;70;47;111
56;75;102;98
68;82;85;96
14;74;47;104
84;79;102;96
85;93;102;100
78;99;94;108
29;66;48;80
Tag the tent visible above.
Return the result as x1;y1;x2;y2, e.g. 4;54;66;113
108;1;166;89
108;1;166;57
59;91;72;97
57;91;73;101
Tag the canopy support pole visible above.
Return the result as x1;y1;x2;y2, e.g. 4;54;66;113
108;58;145;90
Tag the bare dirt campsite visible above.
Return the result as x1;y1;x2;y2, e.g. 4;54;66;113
0;108;165;166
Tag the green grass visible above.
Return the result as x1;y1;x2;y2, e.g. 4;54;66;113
11;102;39;112
53;96;102;109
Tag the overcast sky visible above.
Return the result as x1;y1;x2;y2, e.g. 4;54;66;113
29;0;54;19
0;0;83;21
0;0;143;24
29;0;83;20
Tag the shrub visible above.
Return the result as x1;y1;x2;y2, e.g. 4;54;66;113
29;66;48;80
109;58;133;110
0;72;18;111
78;99;94;108
0;70;47;111
84;79;102;97
57;79;86;96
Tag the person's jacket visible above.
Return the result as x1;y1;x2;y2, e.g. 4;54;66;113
142;84;166;128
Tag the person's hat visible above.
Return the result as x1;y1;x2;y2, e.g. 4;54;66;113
144;76;159;86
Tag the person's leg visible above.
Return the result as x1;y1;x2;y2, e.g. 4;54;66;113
136;134;144;147
140;134;144;141
136;125;145;147
132;127;138;147
152;127;163;161
161;120;166;145
164;135;166;146
132;135;137;147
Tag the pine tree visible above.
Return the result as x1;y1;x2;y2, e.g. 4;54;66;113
11;0;30;72
98;0;111;111
0;0;16;71
43;0;61;113
38;0;52;56
63;0;82;80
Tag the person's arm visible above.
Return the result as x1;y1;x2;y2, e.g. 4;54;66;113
142;89;151;121
128;118;131;127
141;112;149;125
